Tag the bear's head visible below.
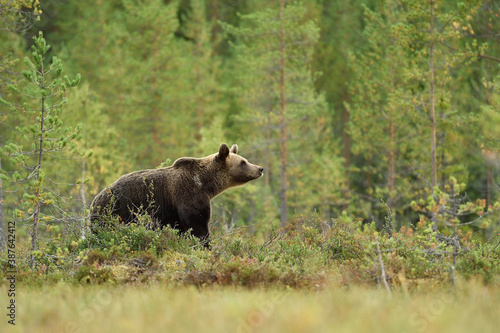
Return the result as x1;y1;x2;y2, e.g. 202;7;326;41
216;143;263;187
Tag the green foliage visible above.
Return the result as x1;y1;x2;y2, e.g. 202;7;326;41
85;215;202;256
2;210;499;289
2;0;495;232
458;242;500;283
157;158;172;168
221;1;339;220
0;31;82;265
0;0;41;32
62;83;126;195
411;176;500;231
479;69;500;152
344;0;499;230
1;32;82;168
0;0;41;92
1;1;499;292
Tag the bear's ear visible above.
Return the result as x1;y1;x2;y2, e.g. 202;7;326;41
230;144;238;154
218;143;230;160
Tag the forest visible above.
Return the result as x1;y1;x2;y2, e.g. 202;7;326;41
0;0;500;332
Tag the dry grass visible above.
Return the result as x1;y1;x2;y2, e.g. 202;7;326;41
3;279;499;333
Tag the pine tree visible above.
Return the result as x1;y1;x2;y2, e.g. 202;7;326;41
479;69;500;236
0;0;40;33
313;0;374;213
1;3;42;249
394;0;489;229
222;1;327;224
54;0;225;168
0;32;81;267
347;2;420;229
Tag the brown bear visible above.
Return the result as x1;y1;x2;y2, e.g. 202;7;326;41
90;143;263;246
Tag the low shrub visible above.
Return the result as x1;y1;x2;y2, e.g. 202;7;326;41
0;211;498;290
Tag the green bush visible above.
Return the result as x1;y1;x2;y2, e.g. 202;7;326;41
458;241;500;284
83;214;203;256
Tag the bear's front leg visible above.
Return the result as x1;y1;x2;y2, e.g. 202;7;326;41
177;198;212;249
191;223;211;249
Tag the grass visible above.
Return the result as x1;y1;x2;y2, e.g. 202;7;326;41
3;280;499;333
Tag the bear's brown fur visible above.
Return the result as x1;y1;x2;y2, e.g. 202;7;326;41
90;144;263;245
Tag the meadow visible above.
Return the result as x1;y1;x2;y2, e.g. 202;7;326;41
3;280;500;333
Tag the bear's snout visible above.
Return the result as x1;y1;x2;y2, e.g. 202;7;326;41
248;164;263;180
252;165;263;178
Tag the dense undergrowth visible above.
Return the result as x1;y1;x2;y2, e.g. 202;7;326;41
1;213;500;290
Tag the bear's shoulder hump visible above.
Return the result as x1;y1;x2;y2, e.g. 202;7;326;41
172;157;198;168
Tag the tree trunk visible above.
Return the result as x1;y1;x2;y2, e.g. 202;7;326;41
195;20;203;146
264;113;272;219
221;202;226;230
341;100;351;170
486;162;493;239
341;100;351;212
248;196;255;235
81;159;87;238
196;64;203;146
365;156;372;189
429;0;437;189
31;94;45;268
265;113;271;188
279;0;288;226
211;0;219;45
386;3;396;232
387;115;395;232
429;0;438;231
31;186;41;267
30;59;46;268
388;117;395;195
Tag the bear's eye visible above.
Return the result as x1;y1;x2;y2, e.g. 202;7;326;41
240;161;247;166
